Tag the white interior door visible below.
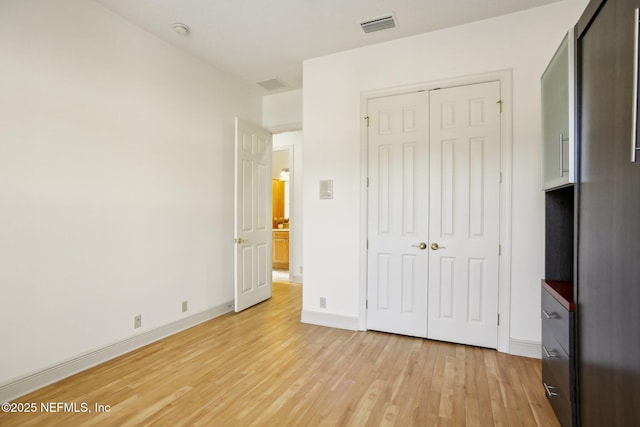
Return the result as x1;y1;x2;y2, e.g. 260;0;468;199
366;92;430;337
427;82;501;348
234;118;272;312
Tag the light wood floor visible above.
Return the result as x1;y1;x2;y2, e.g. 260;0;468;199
1;281;559;426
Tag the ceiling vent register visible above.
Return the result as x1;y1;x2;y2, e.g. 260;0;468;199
360;15;397;33
257;78;286;91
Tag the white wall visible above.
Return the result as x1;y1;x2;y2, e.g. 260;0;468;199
0;0;261;385
301;0;588;348
273;132;303;283
263;89;303;133
272;151;290;179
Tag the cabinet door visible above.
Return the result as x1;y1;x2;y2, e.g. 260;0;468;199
272;232;289;269
272;179;284;228
577;0;640;424
542;31;575;190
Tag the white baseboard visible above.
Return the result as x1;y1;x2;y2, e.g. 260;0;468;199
290;274;303;284
300;312;542;358
509;339;541;359
0;301;234;403
300;310;359;331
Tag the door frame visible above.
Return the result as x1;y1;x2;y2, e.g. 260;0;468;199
358;70;514;353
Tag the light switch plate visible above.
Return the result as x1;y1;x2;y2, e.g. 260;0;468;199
319;180;333;199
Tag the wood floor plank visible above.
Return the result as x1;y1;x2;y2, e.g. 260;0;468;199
0;281;560;426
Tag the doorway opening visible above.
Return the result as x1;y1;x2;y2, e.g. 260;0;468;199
270;129;302;285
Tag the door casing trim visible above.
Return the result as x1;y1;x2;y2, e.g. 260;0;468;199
358;69;513;353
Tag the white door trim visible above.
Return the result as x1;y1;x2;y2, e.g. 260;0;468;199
358;69;513;354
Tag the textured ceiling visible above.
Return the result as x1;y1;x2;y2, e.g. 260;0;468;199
95;0;562;93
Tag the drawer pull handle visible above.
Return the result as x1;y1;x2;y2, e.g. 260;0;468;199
633;8;640;163
543;346;559;358
542;310;558;319
544;383;560;397
560;133;569;176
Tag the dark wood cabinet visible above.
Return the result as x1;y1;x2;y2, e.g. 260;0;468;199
543;0;640;424
545;186;575;283
541;33;579;427
576;0;640;424
541;280;577;427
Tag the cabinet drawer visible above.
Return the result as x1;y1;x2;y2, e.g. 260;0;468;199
542;336;571;427
541;284;576;426
541;288;570;354
542;348;573;427
544;380;572;427
542;333;570;399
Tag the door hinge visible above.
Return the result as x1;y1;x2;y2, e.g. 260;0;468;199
499;244;502;256
497;314;500;326
497;100;503;113
366;300;369;309
366;239;369;249
367;177;370;187
364;116;370;127
500;172;503;184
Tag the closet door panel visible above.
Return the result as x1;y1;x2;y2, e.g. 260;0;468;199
578;0;640;424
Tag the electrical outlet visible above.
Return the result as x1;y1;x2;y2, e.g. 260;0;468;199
134;315;142;329
319;297;326;308
182;301;188;313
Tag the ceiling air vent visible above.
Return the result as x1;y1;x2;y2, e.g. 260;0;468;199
360;14;397;34
257;78;286;91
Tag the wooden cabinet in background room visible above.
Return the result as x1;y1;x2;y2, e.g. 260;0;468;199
272;179;284;229
272;231;289;270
